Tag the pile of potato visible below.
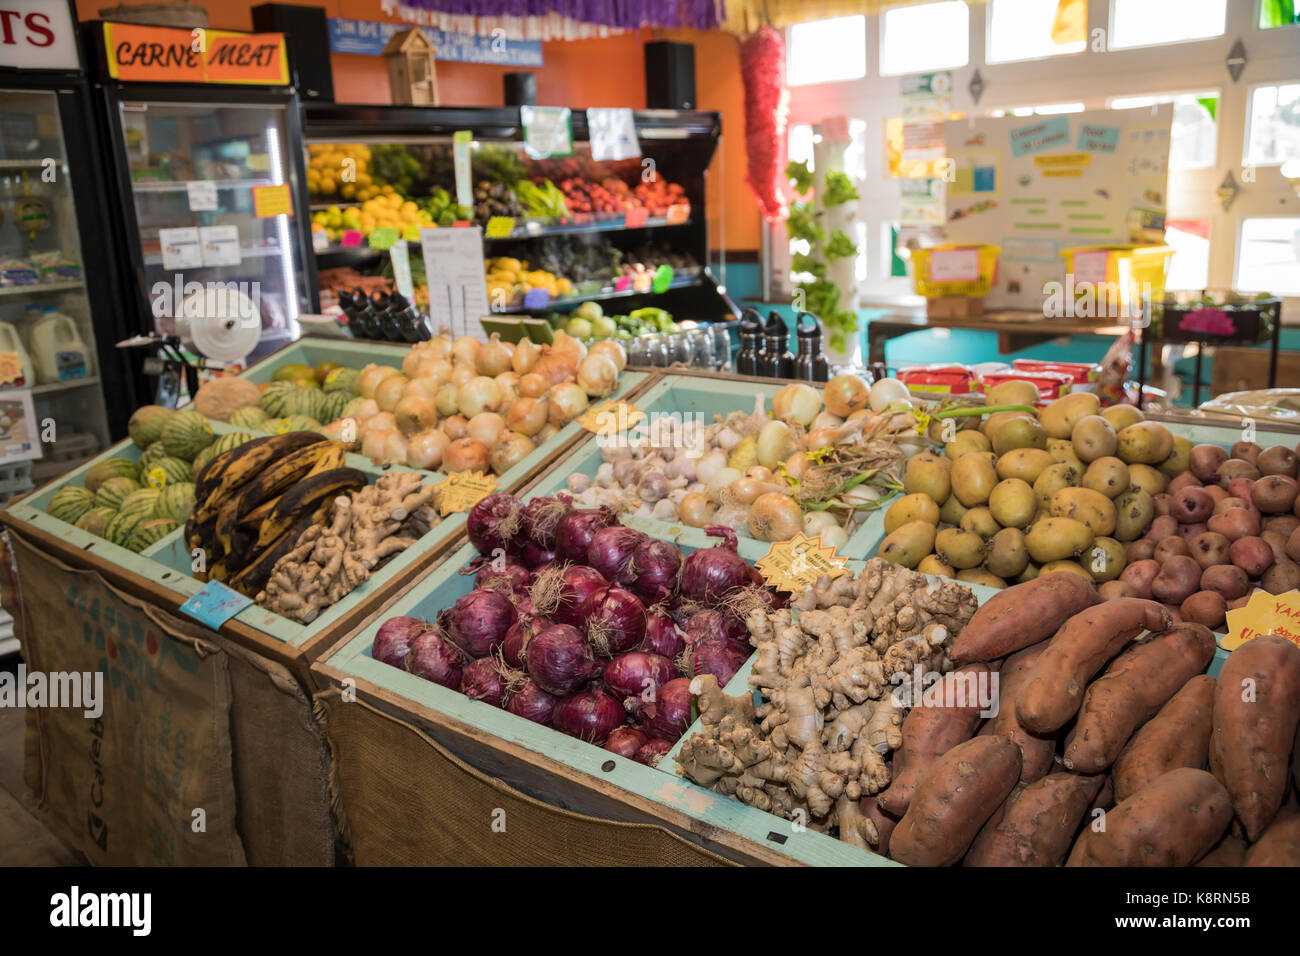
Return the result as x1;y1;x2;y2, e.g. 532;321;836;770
879;385;1181;589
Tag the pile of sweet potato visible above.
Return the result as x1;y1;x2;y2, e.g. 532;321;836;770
868;571;1300;866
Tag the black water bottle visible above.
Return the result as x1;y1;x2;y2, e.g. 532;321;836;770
339;289;366;338
759;312;793;378
734;308;763;375
794;312;830;382
387;292;424;343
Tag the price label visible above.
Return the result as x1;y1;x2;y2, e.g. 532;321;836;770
928;248;980;282
180;581;253;631
1222;588;1300;651
623;207;649;229
252;183;292;219
199;225;240;266
368;226;400;250
755;533;849;593
453;130;473;209
389;241;415;300
145;466;169;490
665;203;691;226
522;288;550;309
577;401;645;437
485;216;516;238
341;230;364;248
187;180;218;212
438;470;498;516
651;264;674;294
1072;250;1109;286
520;105;574;159
587;107;640;161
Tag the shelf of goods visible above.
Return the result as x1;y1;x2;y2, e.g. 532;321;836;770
302;104;737;327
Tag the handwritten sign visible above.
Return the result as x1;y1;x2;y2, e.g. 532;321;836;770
180;581;253;630
438;471;498;516
578;401;645;437
1221;589;1300;651
755;533;849;593
103;24;288;85
253;184;292;219
928;248;980;282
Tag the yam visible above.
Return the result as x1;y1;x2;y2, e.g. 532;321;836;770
1016;598;1174;735
950;572;1101;664
1244;808;1300;866
1065;768;1232;866
857;795;901;857
889;736;1022;867
1210;635;1300;840
1195;834;1247;867
965;770;1104;867
989;642;1057;784
1112;674;1215;802
1063;623;1216;774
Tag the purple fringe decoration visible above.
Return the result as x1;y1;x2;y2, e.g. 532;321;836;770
396;0;722;31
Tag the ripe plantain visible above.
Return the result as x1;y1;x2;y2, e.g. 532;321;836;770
195;432;328;522
255;467;367;548
229;513;315;597
229;441;338;518
305;442;348;477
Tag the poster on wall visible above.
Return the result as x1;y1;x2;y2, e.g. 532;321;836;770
941;105;1173;310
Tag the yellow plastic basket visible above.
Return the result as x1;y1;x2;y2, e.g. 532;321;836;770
1060;244;1174;305
910;244;1000;298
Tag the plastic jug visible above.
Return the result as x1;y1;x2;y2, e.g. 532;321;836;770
0;321;34;389
27;308;91;384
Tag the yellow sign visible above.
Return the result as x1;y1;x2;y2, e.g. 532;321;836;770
755;533;849;593
0;351;25;387
438;470;498;516
578;400;645;436
485;216;516;238
1222;589;1300;651
253;183;292;219
1034;153;1090;167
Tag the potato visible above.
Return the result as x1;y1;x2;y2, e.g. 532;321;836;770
1112;488;1155;542
1189;444;1229;481
1127;463;1167;496
991;417;1047;455
916;554;955;578
944;429;991;459
956;568;1008;589
995;447;1055;483
1038;559;1090;578
984;528;1029;580
1016;598;1174;734
1125;539;1155;563
1084;536;1125;582
1112;674;1215;802
1026;516;1094;563
965;771;1105;867
1150;555;1202;605
877;663;991;817
1210;635;1300;839
1159;436;1194;477
1179;521;1208;541
1231;441;1262;464
986;380;1041;407
903;454;952;504
1291;526;1300;562
1034;462;1081;510
1252;474;1299;514
1201;564;1249;601
1226;476;1256;501
1169;486;1214;523
1196;834;1248;867
951;452;998;507
884;492;941;534
1101;403;1144;431
1217;458;1261;484
1081;456;1129;499
1070;415;1116;464
1049;487;1117;537
1264;514;1299;536
1153;535;1190;563
1213;495;1249;515
1015;562;1040;583
1262;557;1300;594
938;493;968;526
1189;531;1231;569
987;478;1035;530
1100;580;1137;600
1181;590;1226;630
1116;421;1174;466
1207;507;1261;540
889;736;1022;867
1167;471;1202;496
879;520;937;570
1046;437;1085;470
1244;809;1300;867
960;506;1001;539
950;571;1101;664
982;410;1033;439
1257;445;1299;478
1039;392;1100;440
1143;513;1178;542
935;528;985;570
1229;535;1274;577
1065;768;1231;866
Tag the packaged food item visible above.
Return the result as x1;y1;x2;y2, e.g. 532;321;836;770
27;308;92;383
980;370;1073;404
1096;330;1135;406
898;365;976;394
28;251;81;281
1011;358;1099;385
0;322;35;387
0;259;39;287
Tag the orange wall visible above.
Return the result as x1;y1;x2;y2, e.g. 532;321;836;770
76;0;756;252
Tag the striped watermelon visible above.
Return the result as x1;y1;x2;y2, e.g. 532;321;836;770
283;387;326;421
259;382;298;418
160;410;214;460
74;506;116;537
47;486;96;524
229;406;270;430
104;511;143;547
213;431;257;456
128;405;175;449
127;518;179;553
85;457;140;494
320;389;352;424
95;476;141;511
323;366;361;395
280;415;321;433
156;482;196;522
141;456;191;489
118;489;161;522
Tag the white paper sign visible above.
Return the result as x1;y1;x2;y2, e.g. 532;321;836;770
928;248;980;282
0;389;42;465
587;108;640;162
187;180;218;212
453;131;473;210
0;1;80;71
199;225;241;267
389;241;415;300
520;106;573;159
158;227;202;271
419;227;490;341
1072;250;1109;286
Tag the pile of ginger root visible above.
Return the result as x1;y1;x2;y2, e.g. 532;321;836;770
257;472;440;623
675;557;978;848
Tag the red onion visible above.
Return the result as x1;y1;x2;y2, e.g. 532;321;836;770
520;542;558;569
604;725;649;758
642;677;693;741
639;607;687;659
467;493;524;556
635;738;673;766
474;557;531;594
554;507;615;563
546;565;607;628
505;679;558;725
525;623;603;696
685;609;747;645
553;690;624;745
586;585;646;656
602;652;676;706
502;613;550;669
405;631;463;689
460;657;507;707
521;495;571;549
680;526;755;603
688;637;750;687
442;589;516;657
627;538;681;605
372;616;430;668
586;525;647;583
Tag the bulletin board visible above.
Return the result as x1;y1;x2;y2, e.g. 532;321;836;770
941;105;1173;310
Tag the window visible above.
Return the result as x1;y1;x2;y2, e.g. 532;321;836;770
880;1;969;76
788;16;867;86
1164;219;1210;290
990;103;1085;117
1244;82;1300;167
1259;0;1299;29
988;0;1086;64
1110;0;1226;50
1235;217;1300;296
1109;92;1218;170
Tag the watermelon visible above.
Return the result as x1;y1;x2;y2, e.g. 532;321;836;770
118;489;161;523
191;443;219;479
320;390;352;424
323;367;361;395
104;511;143;547
47;486;96;524
127;518;179;553
229;406;270;430
141;456;191;489
95;476;141;511
259;381;297;418
156;482;196;522
213;431;257;456
139;441;168;471
74;506;116;537
160;409;214;460
128;405;175;449
283;387;326;421
282;415;321;433
85;457;139;494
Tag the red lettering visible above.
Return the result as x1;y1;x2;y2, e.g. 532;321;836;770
24;12;53;47
0;9;21;45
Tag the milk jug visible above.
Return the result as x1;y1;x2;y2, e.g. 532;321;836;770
27;308;91;384
0;321;35;389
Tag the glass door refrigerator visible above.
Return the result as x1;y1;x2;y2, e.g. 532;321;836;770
84;21;318;383
0;2;133;493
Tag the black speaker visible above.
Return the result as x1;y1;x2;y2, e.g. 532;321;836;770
644;41;695;110
251;3;334;101
504;73;537;106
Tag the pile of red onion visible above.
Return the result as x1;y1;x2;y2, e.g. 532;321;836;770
374;497;779;765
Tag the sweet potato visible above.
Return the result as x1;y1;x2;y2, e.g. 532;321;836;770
1244;807;1300;866
857;795;901;857
877;663;991;816
950;572;1101;664
965;770;1104;867
1112;674;1215;802
1064;623;1217;773
1195;834;1247;867
989;642;1057;784
1210;635;1300;839
1016;598;1174;734
889;735;1022;867
1065;768;1232;866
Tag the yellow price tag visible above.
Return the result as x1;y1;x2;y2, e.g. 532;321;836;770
577;401;645;436
1221;588;1300;652
438;470;499;517
754;533;849;593
914;410;932;436
485;216;516;238
146;467;168;490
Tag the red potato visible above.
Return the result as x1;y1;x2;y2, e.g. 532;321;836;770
1211;635;1300;840
1244;808;1300;866
857;795;901;857
1261;530;1290;564
877;663;991;816
1189;445;1228;481
1289;526;1300;562
1218;459;1261;484
1181;591;1227;630
1195;834;1247;867
1118;559;1160;598
1262;558;1300;594
1143;514;1178;542
1204;485;1229;504
1099;580;1136;600
1065;768;1232;867
1229;535;1275;577
1125;539;1156;563
1190;531;1232;569
964;771;1105;867
949;572;1101;664
1063;623;1216;774
1209;508;1262;540
1179;521;1208;540
1227;476;1256;501
1112;674;1215;802
1153;536;1190;562
989;643;1057;785
889;736;1022;867
1167;472;1202;496
1262;514;1299;536
1150;555;1201;605
1201;564;1249;601
1231;441;1262;464
1257;445;1298;477
1213;496;1249;515
1170;486;1214;522
1151;493;1173;517
1016;599;1174;735
1253;475;1299;514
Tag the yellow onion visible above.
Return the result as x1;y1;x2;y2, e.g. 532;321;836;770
536;423;559;442
401;349;424;379
365;411;397;433
746;466;774;481
361;427;396;462
360;364;400;399
756;420;798;470
374;373;409;412
450;363;476;387
577;353;619;397
444;437;490;473
467;411;506;446
550;329;587;360
819;526;849;550
548;382;589;424
495;371;520;407
452;335;481;367
490;431;535;475
456;376;502;417
783;451;810;483
824;373;870;417
772;383;820;427
476;333;513;377
348;397;380;422
749;492;802;542
803;511;839;536
426;336;452;361
394;392;438;434
435;382;459;417
405;376;442;404
416;356;452;385
679;492;716;527
442;414;469;440
512;338;541;375
587;339;627;372
406;428;450;470
518;372;548;398
507;397;548;436
722;477;784;508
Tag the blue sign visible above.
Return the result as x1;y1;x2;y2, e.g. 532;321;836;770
1009;115;1072;157
180;581;253;631
1077;123;1121;153
328;18;543;67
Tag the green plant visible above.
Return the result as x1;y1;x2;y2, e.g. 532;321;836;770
785;161;860;353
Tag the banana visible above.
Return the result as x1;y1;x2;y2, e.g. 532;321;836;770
214;498;242;555
229;441;337;518
195;432;328;522
209;560;228;583
255;467;367;548
305;443;348;478
229;513;315;597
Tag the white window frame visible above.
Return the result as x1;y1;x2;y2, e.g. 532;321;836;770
985;0;1088;65
1107;0;1229;52
1242;78;1300;168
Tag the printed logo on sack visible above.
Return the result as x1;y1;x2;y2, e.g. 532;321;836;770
49;887;150;936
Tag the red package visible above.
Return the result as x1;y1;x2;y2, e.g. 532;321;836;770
898;365;976;394
980;370;1073;404
1011;359;1099;385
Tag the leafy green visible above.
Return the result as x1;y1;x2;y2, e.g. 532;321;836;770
786;160;814;194
791;252;826;278
824;229;858;261
787;204;824;244
822;171;859;207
